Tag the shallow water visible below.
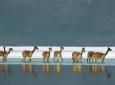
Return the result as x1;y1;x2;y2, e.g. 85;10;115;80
0;61;115;85
0;59;115;66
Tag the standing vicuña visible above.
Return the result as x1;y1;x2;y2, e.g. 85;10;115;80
42;48;52;62
54;47;64;63
0;47;13;61
22;46;38;61
72;48;85;63
87;51;95;63
87;47;112;63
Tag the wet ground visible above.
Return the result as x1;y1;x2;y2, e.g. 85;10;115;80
0;59;115;85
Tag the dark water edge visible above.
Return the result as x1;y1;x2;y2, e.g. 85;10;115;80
0;64;115;85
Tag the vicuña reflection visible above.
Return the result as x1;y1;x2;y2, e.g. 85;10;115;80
22;63;38;78
42;63;50;73
88;65;111;78
72;64;82;73
0;64;12;79
72;64;85;79
54;63;64;77
0;64;112;79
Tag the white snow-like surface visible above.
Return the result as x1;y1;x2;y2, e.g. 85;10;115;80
0;46;115;59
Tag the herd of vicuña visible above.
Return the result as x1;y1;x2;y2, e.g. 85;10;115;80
0;46;112;63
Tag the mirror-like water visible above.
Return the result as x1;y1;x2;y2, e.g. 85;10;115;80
0;63;114;85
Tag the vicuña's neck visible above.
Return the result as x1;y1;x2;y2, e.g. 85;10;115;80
81;50;84;57
60;49;63;52
32;48;36;53
104;49;109;56
48;49;51;55
8;50;11;54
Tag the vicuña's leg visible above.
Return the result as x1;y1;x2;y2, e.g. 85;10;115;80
95;59;97;63
54;57;57;63
79;57;82;63
72;57;75;63
87;57;89;63
3;57;6;61
76;59;79;63
91;57;94;63
47;57;49;63
101;58;105;63
59;57;62;63
89;57;91;63
43;57;45;62
61;57;63;62
29;57;32;61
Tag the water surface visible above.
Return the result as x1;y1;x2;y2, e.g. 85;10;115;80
0;59;115;85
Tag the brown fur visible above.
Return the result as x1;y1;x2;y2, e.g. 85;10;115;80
54;47;64;62
42;48;52;62
87;47;112;63
94;52;104;60
0;51;7;57
0;47;13;61
72;48;85;63
87;51;95;63
22;46;38;61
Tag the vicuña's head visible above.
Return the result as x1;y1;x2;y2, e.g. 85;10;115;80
82;48;85;52
34;46;38;50
107;47;112;51
9;48;13;51
60;46;64;50
49;48;52;51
